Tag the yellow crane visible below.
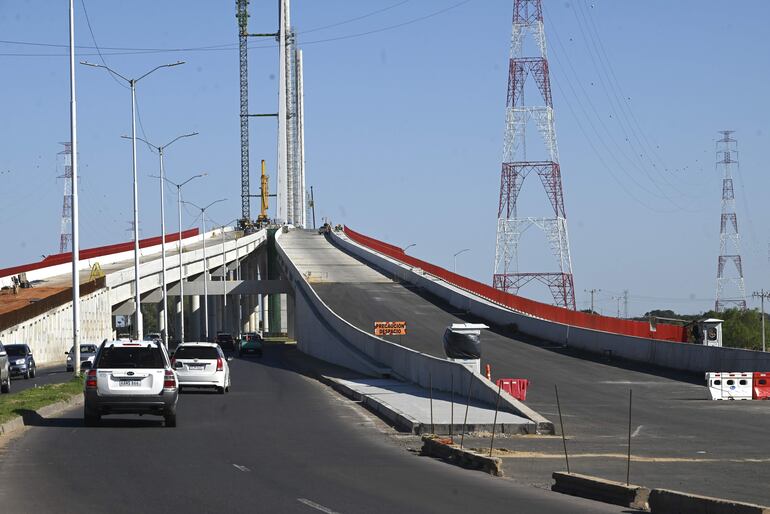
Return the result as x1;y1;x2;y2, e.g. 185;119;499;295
257;159;270;226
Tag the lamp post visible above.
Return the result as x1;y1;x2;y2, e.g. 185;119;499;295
68;0;81;375
404;243;416;253
81;60;185;340
158;173;207;343
182;199;227;341
453;248;470;274
129;132;198;348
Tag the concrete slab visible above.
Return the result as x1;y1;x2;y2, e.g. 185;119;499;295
280;231;392;284
329;376;534;435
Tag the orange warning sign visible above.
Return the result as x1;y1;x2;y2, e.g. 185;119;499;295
374;321;407;336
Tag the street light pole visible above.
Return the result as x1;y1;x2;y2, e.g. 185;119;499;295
452;248;470;274
68;0;81;375
404;243;416;253
183;199;227;341
81;60;185;341
130;132;198;348
161;173;207;343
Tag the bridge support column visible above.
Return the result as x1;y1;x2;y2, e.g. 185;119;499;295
191;295;201;341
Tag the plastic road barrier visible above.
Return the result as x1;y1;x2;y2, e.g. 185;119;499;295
753;372;770;400
496;378;529;402
705;372;753;400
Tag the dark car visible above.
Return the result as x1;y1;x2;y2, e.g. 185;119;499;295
237;332;263;358
5;344;36;379
215;332;235;351
0;342;10;393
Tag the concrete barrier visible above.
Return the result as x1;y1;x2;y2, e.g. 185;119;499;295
275;229;554;434
330;230;770;374
421;436;503;476
551;472;650;510
649;489;770;514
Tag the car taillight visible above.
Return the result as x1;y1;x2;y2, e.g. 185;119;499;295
85;370;97;389
163;370;177;390
216;357;223;371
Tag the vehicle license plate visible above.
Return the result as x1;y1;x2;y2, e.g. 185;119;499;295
119;379;141;387
189;364;204;370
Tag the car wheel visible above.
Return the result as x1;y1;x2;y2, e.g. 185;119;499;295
30;366;35;379
164;412;177;427
84;406;100;426
1;378;9;394
216;386;225;395
66;366;73;372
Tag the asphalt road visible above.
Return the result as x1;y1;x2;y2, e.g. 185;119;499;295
0;345;624;514
313;258;770;506
5;364;72;394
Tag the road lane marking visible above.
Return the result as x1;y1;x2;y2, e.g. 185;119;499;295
297;498;340;513
232;464;250;472
631;425;643;438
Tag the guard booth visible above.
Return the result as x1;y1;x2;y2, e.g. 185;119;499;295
692;318;723;347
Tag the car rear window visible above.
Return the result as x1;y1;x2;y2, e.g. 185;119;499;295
80;345;97;353
5;345;26;357
97;345;165;369
174;346;219;360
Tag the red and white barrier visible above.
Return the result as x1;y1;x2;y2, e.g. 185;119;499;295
496;378;529;402
705;372;753;400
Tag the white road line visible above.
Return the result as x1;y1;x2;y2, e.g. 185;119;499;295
631;425;643;438
297;498;341;514
232;464;250;472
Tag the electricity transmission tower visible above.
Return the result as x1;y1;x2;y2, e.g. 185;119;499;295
492;0;576;309
714;130;747;312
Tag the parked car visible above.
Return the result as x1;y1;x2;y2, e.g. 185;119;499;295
66;344;99;372
5;344;36;379
172;342;231;394
214;332;235;351
238;332;263;358
0;342;11;393
83;340;178;427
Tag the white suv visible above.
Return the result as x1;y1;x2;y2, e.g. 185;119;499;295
172;342;231;394
83;340;178;427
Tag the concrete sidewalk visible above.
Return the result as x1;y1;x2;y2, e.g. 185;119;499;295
327;376;533;435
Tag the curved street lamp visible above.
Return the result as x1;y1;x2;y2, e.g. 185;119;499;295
453;248;471;274
81;60;185;340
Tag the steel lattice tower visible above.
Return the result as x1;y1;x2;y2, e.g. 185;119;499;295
57;142;73;254
237;0;251;223
492;0;576;309
715;130;747;312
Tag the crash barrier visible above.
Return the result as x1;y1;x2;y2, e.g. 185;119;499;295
343;226;687;342
275;229;554;434
753;372;770;400
496;378;529;401
334;228;770;374
0;229;199;280
706;372;753;400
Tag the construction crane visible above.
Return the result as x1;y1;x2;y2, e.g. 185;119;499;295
257;159;271;226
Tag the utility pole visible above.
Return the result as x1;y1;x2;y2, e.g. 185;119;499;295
623;290;629;319
585;288;601;314
68;0;81;375
612;295;622;318
752;290;770;352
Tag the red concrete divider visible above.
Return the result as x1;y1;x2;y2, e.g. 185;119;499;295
343;226;688;343
0;228;200;279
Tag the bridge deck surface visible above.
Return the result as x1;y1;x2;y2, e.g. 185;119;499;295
300;230;770;506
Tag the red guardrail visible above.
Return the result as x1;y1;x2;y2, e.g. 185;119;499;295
0;228;200;279
343;226;688;343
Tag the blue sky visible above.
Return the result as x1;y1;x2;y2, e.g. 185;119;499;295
1;1;769;317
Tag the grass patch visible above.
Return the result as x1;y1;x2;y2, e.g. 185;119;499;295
0;375;83;425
